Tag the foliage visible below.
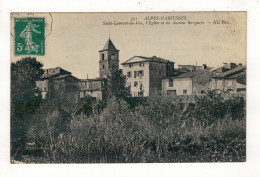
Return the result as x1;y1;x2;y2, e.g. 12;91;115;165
11;57;44;157
106;69;131;99
194;91;246;123
27;98;73;161
21;92;246;163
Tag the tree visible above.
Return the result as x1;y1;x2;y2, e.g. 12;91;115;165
106;69;131;99
11;57;44;158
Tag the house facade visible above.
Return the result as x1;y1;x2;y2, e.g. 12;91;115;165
162;63;246;95
162;69;211;96
121;56;174;97
36;67;80;102
78;78;107;100
210;66;246;93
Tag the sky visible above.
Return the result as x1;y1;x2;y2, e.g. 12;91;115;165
10;12;246;79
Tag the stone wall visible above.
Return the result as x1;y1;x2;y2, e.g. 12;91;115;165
192;70;211;94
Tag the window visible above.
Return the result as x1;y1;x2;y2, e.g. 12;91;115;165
227;89;234;93
129;64;133;68
139;81;143;90
134;71;137;78
112;65;115;69
139;63;144;67
167;90;176;95
201;90;206;94
138;91;143;97
111;53;115;59
91;91;93;94
103;65;105;69
138;70;144;77
183;89;187;94
169;79;173;87
134;81;138;87
237;88;246;92
140;84;143;90
127;71;132;77
102;53;105;60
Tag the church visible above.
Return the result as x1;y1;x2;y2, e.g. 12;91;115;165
78;38;120;100
36;38;120;101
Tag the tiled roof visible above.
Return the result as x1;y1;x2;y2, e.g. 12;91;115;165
175;69;207;78
175;68;190;73
178;65;202;70
213;66;246;78
41;73;59;79
209;63;227;72
122;56;174;65
228;70;246;79
45;74;79;81
52;74;71;79
99;39;118;52
41;67;72;79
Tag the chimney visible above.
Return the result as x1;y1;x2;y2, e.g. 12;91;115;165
230;63;236;69
203;64;207;69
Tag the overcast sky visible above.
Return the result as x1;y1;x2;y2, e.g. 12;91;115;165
11;12;246;79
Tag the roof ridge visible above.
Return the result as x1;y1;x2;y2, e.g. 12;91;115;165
213;66;246;78
121;56;174;65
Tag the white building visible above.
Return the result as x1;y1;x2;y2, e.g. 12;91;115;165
121;56;175;97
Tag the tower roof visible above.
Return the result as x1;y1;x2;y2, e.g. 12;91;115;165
99;38;119;52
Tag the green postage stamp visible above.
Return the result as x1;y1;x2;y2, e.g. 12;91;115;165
14;18;45;55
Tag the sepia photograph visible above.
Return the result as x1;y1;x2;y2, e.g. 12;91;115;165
10;12;246;163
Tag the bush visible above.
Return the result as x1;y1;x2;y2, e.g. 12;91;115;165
194;91;246;123
27;99;73;161
23;92;246;163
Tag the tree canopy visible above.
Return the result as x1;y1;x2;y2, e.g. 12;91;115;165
11;57;44;156
106;69;131;99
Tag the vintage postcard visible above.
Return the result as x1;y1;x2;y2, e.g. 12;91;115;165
10;12;246;163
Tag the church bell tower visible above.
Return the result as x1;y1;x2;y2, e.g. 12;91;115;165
99;38;119;78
